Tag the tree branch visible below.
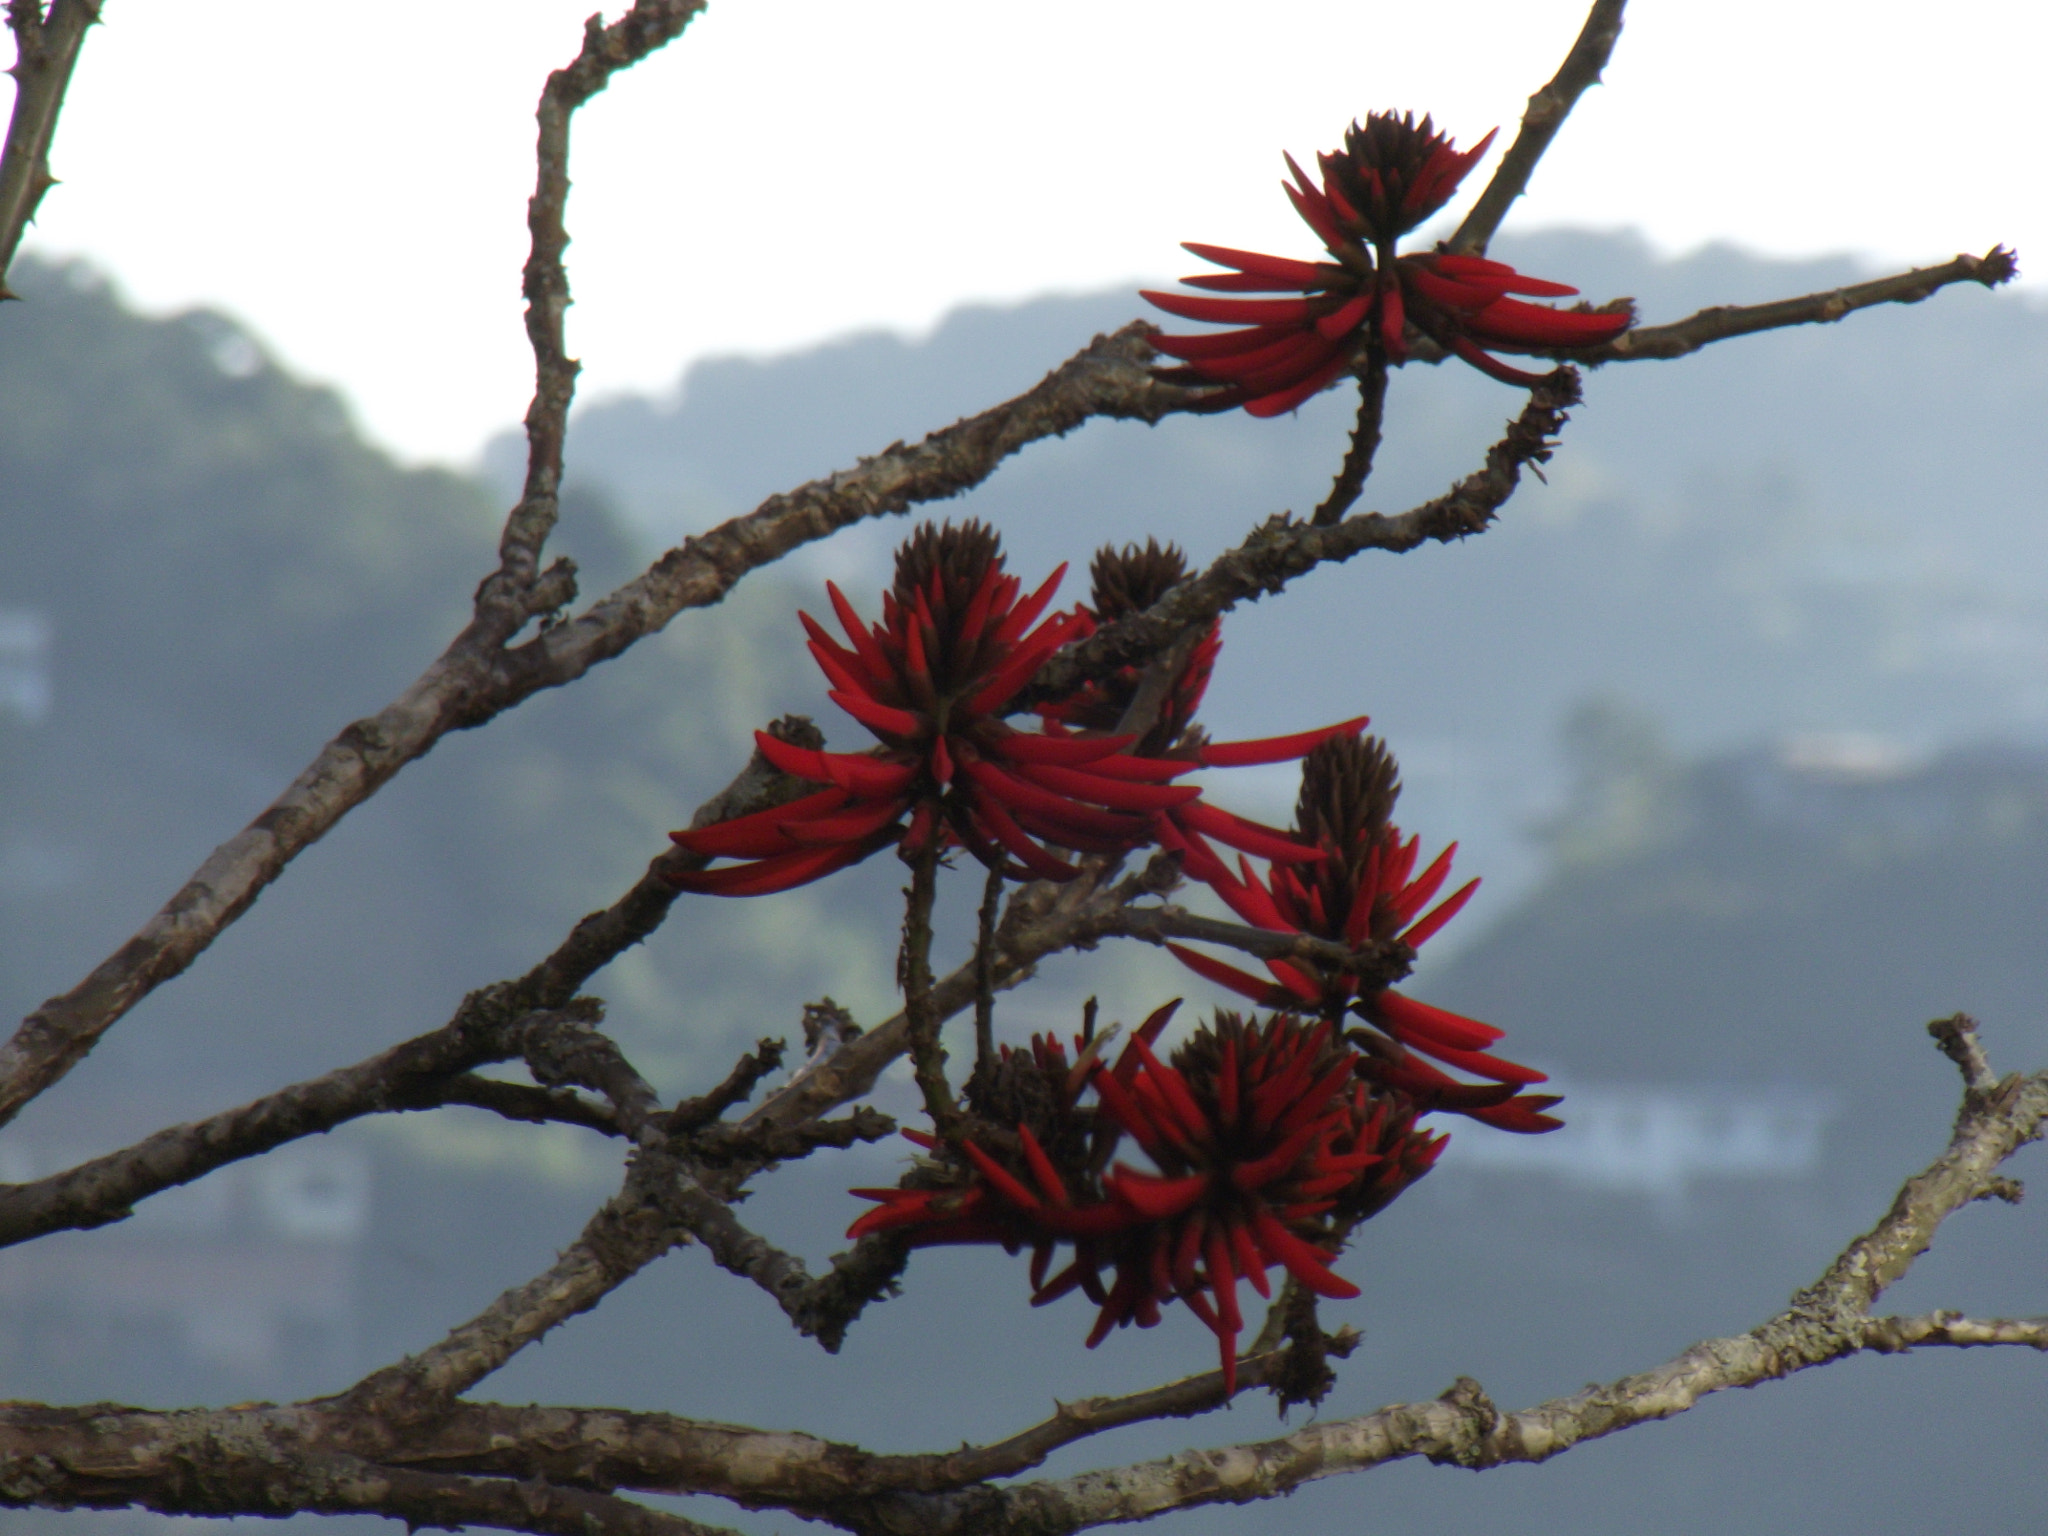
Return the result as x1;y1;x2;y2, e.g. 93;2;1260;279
483;0;708;636
1448;0;1628;256
0;0;97;296
1579;247;2019;365
0;1001;601;1248
1022;370;1581;707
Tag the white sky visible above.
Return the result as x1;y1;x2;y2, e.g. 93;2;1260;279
13;0;2042;467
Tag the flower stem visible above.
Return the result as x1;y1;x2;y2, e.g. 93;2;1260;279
973;864;1004;1077
1311;351;1389;526
899;842;963;1134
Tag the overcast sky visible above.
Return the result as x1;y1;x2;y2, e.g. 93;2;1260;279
14;0;2042;467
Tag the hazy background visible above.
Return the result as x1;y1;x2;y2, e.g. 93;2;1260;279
15;0;2047;464
2;219;2046;1536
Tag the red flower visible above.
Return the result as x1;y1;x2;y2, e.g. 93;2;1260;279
1143;111;1634;414
851;1004;1445;1396
1040;540;1222;747
849;1005;1177;1296
1081;1011;1440;1393
667;522;1202;892
1034;538;1371;873
1169;735;1563;1134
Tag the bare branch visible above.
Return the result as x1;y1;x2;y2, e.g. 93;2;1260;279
484;0;709;634
0;0;98;295
0;1001;601;1248
0;1408;740;1536
427;1073;622;1137
1310;355;1388;525
1024;370;1581;707
1449;0;1628;255
1928;1011;1999;1095
1580;247;2019;365
497;323;1187;698
668;1037;787;1134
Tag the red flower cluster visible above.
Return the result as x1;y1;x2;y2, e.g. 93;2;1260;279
852;1004;1444;1395
1170;735;1563;1134
669;523;1365;894
668;522;1202;891
1143;111;1634;413
1036;538;1364;869
1039;539;1222;749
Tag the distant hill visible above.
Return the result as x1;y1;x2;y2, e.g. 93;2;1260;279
500;231;2048;911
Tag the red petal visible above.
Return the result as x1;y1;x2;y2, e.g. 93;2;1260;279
1198;716;1367;767
1400;876;1479;948
1108;1167;1209;1220
989;729;1135;766
1173;801;1323;863
961;1140;1044;1211
1469;297;1633;347
1447;335;1555;386
1251;1207;1359;1299
1013;760;1200;811
1372;990;1505;1050
1166;943;1298;1009
1143;291;1319;327
665;841;872;896
668;786;851;857
968;799;1080;882
1149;322;1302;362
1182;242;1328;285
829;688;923;740
1241;353;1351;418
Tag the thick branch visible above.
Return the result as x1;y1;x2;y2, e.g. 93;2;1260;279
1448;0;1627;255
0;1002;600;1248
0;0;97;295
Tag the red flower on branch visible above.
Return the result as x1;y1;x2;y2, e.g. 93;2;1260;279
667;522;1202;892
1079;1011;1441;1393
1143;111;1634;414
1040;540;1222;747
1169;735;1563;1134
671;525;1370;894
849;1004;1175;1283
1036;538;1370;874
851;1004;1445;1396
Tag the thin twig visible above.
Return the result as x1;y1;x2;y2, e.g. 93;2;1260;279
1579;247;2019;365
1448;0;1628;255
898;842;962;1135
973;864;1004;1079
1023;370;1582;707
0;0;99;295
0;1002;601;1249
1311;350;1388;525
